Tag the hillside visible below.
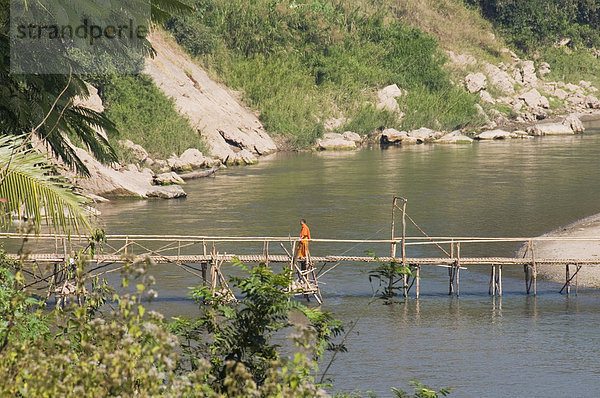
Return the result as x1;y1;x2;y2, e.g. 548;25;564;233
159;0;598;149
72;0;600;199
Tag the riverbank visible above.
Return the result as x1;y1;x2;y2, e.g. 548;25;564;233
524;213;600;288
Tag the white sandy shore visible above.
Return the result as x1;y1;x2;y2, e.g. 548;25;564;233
524;213;600;287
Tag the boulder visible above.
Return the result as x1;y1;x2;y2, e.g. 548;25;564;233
529;123;574;136
519;89;550;109
435;131;473;144
484;63;516;95
179;148;208;168
408;127;440;143
146;185;188;199
479;90;495;104
342;131;362;144
316;133;357;150
579;80;592;90
584;95;600;109
511;101;523;113
554;88;569;100
376;84;405;114
563;115;585;133
465;73;487;93
119;139;149;162
512;130;530;138
226;149;258;164
167;154;190;171
72;146;186;199
563;83;583;93
520;60;538;86
380;128;408;145
475;129;512;140
154;172;186;185
567;93;586;106
153;159;170;173
538;62;551;77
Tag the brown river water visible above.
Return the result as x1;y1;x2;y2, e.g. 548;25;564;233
76;119;600;396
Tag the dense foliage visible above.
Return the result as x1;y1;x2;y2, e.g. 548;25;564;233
0;0;193;173
167;0;481;146
0;135;91;233
0;252;343;396
465;0;600;53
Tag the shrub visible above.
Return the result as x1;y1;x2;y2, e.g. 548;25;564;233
166;0;479;147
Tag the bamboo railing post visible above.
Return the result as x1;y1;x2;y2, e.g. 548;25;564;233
489;265;494;295
391;197;397;259
401;198;407;264
265;240;269;266
449;241;455;296
125;236;129;255
523;241;530;294
210;246;217;294
456;243;461;297
401;198;408;298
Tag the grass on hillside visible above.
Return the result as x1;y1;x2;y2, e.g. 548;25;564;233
391;0;504;63
99;74;209;164
542;47;600;89
166;0;483;147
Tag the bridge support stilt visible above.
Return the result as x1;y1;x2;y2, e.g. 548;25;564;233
415;265;420;299
489;265;502;296
566;263;571;295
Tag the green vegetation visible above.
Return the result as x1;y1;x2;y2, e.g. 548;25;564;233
367;250;416;302
465;0;600;54
166;0;481;147
391;0;504;62
0;248;340;396
0;135;91;234
541;47;600;88
93;74;209;162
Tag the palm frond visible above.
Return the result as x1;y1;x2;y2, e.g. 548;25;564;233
0;136;91;234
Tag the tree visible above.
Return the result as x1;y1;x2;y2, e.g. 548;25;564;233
0;135;90;233
0;0;190;176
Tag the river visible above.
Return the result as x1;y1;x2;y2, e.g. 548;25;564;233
94;120;600;397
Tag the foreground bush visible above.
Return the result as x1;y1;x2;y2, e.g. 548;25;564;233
0;255;336;397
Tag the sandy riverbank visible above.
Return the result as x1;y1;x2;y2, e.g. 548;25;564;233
525;213;600;287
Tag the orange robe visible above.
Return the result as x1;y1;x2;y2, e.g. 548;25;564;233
297;224;311;258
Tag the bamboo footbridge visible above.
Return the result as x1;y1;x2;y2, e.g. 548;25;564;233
4;197;600;303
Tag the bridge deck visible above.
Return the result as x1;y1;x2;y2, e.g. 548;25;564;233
10;253;600;266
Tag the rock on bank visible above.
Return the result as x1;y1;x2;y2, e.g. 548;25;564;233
145;30;277;165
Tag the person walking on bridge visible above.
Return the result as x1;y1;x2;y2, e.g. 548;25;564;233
296;219;311;260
